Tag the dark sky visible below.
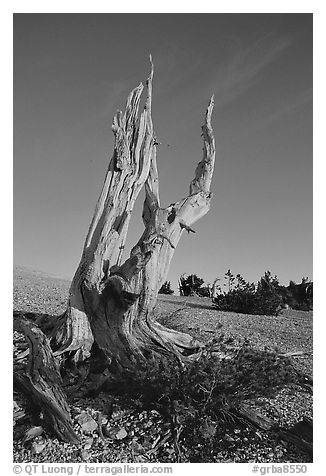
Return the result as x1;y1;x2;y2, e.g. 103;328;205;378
13;13;312;289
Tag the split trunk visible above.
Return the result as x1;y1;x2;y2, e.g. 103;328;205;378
50;59;216;370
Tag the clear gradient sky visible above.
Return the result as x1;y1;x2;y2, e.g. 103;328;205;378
13;13;312;291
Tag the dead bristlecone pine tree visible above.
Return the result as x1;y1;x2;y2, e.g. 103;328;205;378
13;57;216;443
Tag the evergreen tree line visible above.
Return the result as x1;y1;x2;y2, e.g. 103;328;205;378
159;271;313;315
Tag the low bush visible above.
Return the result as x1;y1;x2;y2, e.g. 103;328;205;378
111;337;300;461
213;270;282;316
286;278;313;311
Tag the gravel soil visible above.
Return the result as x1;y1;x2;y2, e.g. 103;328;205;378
13;266;313;463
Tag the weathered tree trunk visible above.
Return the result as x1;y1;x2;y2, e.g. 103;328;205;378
14;60;216;441
47;58;215;371
13;313;79;443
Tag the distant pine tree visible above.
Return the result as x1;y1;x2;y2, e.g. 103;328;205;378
179;274;204;296
159;281;174;295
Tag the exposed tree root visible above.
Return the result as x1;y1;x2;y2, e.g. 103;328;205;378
13;313;79;444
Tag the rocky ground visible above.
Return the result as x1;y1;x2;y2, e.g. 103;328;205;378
13;266;313;463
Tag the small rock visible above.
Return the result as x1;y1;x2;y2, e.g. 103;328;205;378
116;428;128;440
84;437;93;450
76;412;97;434
81;449;90;460
104;424;127;440
224;434;234;442
31;441;46;454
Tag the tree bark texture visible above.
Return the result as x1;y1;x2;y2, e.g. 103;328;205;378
13;313;79;443
48;59;216;370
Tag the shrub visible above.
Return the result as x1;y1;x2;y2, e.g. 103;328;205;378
197;286;211;297
212;270;282;315
179;274;205;296
111;337;300;461
286;278;313;310
159;281;174;295
254;271;283;315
